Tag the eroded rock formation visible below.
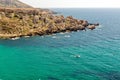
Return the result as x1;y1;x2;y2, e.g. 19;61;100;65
0;8;99;39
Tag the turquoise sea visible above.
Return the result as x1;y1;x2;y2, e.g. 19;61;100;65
0;8;120;80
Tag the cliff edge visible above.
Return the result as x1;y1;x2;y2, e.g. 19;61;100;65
0;0;32;8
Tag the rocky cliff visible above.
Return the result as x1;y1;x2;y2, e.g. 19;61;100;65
0;8;99;39
0;0;32;8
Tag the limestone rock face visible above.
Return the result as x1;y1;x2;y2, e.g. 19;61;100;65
0;8;99;39
0;0;32;8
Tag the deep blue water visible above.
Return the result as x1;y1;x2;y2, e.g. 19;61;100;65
0;8;120;80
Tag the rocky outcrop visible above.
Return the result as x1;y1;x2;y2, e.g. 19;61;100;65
87;23;99;30
87;25;95;30
0;0;32;8
0;8;99;39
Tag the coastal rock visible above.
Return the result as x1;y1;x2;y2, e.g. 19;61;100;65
0;14;1;19
87;25;96;30
33;15;39;24
82;20;89;27
66;16;73;20
89;23;99;26
0;12;5;17
0;8;99;39
94;23;99;26
78;25;86;30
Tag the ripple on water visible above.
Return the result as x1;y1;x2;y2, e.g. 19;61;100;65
52;36;57;38
47;76;60;80
64;35;70;38
70;70;120;80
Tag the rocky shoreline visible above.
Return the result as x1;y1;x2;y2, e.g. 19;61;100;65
0;8;99;39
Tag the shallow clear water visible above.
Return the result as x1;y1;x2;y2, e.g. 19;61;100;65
0;8;120;80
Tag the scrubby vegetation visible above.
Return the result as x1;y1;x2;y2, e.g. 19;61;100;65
0;8;99;39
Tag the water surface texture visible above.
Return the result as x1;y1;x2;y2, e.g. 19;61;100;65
0;8;120;80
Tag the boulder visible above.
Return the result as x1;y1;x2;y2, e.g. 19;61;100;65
66;16;73;19
0;12;5;17
87;25;96;30
33;15;39;24
89;23;99;26
79;25;85;30
94;23;99;26
82;20;89;27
